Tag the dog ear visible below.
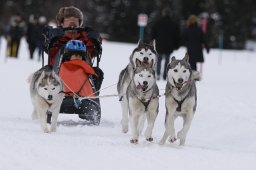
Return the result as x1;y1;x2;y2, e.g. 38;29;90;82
36;71;45;88
137;39;143;47
166;63;172;72
183;53;189;63
135;58;142;67
53;71;64;90
51;71;60;81
40;71;45;80
171;56;176;61
150;39;156;51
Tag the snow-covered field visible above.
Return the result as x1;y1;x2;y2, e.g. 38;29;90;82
0;38;255;170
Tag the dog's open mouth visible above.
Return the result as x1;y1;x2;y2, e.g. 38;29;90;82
136;84;148;91
142;60;149;65
173;79;183;90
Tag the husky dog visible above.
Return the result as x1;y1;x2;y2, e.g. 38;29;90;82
159;53;197;146
117;40;157;134
125;59;159;143
28;66;64;133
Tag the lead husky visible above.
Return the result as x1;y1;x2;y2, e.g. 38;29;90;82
117;40;157;134
159;54;197;145
125;59;159;143
28;66;64;133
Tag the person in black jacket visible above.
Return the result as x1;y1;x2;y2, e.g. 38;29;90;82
6;15;26;58
26;15;38;60
183;15;209;80
151;8;180;80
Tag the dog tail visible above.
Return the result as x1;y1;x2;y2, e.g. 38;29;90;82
191;71;202;81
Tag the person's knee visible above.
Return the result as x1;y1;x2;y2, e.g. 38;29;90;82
93;67;104;90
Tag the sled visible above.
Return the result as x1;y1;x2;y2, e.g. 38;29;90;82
45;27;102;125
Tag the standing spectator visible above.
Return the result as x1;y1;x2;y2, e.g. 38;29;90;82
6;15;26;58
36;16;47;61
151;8;180;80
26;15;38;60
183;15;209;80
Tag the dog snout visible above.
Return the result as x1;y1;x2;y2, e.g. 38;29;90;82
143;81;148;86
48;95;53;100
143;57;149;62
178;78;183;83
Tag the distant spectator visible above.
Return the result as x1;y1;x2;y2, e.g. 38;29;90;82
26;15;38;60
151;8;180;80
6;15;26;58
183;15;209;80
37;16;47;61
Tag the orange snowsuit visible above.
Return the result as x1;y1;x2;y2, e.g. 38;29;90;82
59;59;97;97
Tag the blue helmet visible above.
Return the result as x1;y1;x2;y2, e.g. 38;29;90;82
64;40;86;55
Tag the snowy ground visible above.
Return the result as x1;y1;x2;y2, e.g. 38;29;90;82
0;38;256;170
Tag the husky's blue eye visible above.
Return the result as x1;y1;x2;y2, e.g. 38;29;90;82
52;88;55;90
139;74;143;77
140;52;143;55
44;88;47;90
174;69;178;72
149;53;152;55
148;75;151;78
183;70;186;73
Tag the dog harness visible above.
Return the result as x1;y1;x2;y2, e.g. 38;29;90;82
166;84;191;112
132;85;157;112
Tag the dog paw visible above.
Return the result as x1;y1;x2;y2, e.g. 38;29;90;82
159;139;165;145
179;139;185;146
50;128;57;132
168;137;177;143
159;135;169;145
130;139;138;144
121;123;128;133
43;129;50;133
146;137;153;142
177;131;186;145
177;130;185;139
122;127;128;134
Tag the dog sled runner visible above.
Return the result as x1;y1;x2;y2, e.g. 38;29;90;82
44;27;103;125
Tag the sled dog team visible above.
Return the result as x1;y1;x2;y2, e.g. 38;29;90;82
29;40;197;146
117;40;197;146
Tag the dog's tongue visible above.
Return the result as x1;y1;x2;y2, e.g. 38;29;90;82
175;82;183;89
136;84;148;91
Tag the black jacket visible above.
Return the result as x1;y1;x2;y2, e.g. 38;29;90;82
183;25;209;63
151;16;180;54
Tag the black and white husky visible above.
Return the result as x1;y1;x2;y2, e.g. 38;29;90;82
28;66;64;133
123;59;159;144
159;54;197;145
117;40;157;134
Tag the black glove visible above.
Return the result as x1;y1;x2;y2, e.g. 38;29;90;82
43;26;64;52
47;27;64;41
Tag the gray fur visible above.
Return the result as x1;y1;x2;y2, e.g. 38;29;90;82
124;59;159;143
117;40;157;96
29;66;64;133
159;54;197;146
117;40;157;140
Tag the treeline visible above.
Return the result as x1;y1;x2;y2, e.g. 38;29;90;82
0;0;255;49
